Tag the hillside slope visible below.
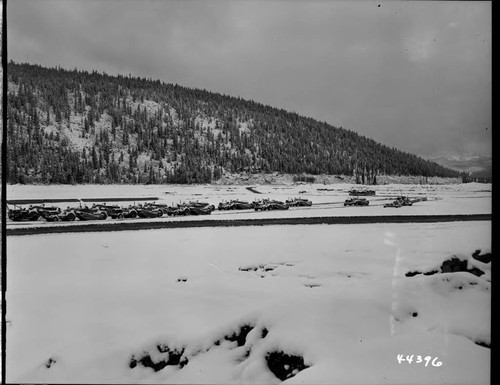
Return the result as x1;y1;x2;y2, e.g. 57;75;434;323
7;62;459;184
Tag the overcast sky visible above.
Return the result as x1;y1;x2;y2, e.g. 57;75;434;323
8;0;491;159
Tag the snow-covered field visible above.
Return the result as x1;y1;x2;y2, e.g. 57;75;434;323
6;182;492;227
5;183;491;384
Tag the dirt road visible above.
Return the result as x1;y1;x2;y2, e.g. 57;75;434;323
6;214;491;236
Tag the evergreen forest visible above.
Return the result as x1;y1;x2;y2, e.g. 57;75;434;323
6;62;460;184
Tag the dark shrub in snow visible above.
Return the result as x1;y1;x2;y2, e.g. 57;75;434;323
441;257;468;273
45;357;56;369
129;345;188;372
224;324;254;347
265;351;310;381
406;255;485;278
472;250;492;264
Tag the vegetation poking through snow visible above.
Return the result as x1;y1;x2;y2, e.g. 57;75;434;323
128;322;280;378
405;251;490;278
265;351;310;381
129;345;188;372
223;324;254;347
472;249;491;264
44;358;56;369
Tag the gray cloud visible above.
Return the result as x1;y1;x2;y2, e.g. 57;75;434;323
8;0;491;159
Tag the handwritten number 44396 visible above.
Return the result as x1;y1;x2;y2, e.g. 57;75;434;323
397;354;443;367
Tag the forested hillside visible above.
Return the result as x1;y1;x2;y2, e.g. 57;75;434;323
6;62;459;184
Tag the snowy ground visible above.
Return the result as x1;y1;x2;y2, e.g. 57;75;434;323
5;183;491;384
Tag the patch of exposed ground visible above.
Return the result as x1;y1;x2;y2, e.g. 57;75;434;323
238;262;295;278
129;321;310;381
266;351;310;381
405;250;491;278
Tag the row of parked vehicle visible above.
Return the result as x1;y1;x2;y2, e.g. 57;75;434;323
348;188;376;196
344;197;370;206
7;201;217;222
344;188;374;206
344;195;417;208
218;197;312;211
8;197;314;222
383;196;415;208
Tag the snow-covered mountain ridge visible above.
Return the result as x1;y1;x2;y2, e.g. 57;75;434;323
427;155;491;180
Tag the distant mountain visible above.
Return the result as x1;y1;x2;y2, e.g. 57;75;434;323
6;61;460;184
428;155;492;180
